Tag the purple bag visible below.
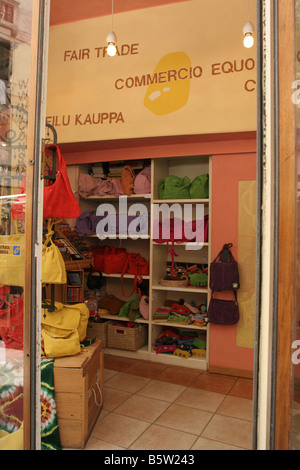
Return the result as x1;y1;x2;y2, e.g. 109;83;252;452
209;243;239;291
75;210;103;236
208;291;239;325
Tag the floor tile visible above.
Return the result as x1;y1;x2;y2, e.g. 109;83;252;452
104;354;139;372
156;365;201;387
84;437;125;450
115;394;171;423
228;377;253;400
103;368;119;382
201;414;253;449
103;386;132;411
217;395;253;421
191;436;246;450
104;372;151;393
190;371;238;395
155;403;213;435
125;361;168;379
130;424;197;450
91;412;150;448
175;387;226;413
137;379;186;402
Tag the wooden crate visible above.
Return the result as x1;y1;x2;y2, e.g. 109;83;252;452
53;340;103;449
107;322;147;351
86;319;109;348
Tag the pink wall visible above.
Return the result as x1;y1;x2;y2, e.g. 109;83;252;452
209;152;256;374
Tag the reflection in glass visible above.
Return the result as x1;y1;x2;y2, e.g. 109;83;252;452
0;0;33;451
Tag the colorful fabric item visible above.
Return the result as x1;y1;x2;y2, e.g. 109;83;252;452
0;354;61;450
40;359;61;450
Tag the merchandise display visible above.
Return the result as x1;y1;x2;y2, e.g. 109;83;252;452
74;155;211;370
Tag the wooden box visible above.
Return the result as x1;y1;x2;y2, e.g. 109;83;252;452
53;340;103;449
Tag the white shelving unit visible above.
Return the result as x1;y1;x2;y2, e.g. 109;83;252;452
75;155;211;370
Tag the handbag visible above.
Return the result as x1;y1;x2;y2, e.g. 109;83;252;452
207;291;239;325
0;297;24;349
209;243;240;291
121;252;149;297
11;145;81;221
134;168;151;194
0;233;25;287
43;145;81;219
121;165;135;196
190;174;209;199
41;301;89;357
158;175;191;199
42;220;67;285
102;246;128;274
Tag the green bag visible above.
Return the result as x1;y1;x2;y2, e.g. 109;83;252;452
159;175;191;199
190;174;209;199
189;272;208;287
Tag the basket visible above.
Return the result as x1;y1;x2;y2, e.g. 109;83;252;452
160;279;188;287
107;322;147;351
86;319;109;348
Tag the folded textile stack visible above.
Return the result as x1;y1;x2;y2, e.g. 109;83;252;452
153;301;209;327
153;326;206;359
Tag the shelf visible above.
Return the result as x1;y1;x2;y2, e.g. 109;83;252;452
77;154;211;371
152;198;209;204
82;194;151;201
152;320;208;330
153;241;209;248
102;273;150;279
85;234;150;239
105;347;207;370
152;284;208;293
97;313;148;324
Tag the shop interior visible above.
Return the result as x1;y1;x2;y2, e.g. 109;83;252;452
0;0;264;451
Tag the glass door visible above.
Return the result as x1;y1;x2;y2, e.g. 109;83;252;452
0;0;49;450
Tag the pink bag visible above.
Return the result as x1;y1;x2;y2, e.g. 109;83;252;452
134;168;151;194
139;295;149;320
78;174;99;198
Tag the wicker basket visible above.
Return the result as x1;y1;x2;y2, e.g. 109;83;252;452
107;322;147;351
86;319;109;348
160;278;188;287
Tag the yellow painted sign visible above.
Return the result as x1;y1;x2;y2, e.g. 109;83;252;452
46;0;257;142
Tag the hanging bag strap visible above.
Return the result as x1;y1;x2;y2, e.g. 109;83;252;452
212;243;236;263
121;254;137;298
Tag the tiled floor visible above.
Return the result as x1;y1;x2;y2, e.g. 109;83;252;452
84;354;253;450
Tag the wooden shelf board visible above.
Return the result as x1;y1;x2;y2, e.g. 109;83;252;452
152;285;208;293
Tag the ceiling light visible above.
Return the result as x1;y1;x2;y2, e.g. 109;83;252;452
106;0;117;57
243;21;254;48
106;31;117;57
243;0;254;48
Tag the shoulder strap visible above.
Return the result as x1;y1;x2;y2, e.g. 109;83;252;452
212;243;236;263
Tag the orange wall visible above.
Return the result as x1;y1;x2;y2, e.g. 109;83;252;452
209;152;256;373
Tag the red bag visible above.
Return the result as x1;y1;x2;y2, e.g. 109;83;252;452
121;252;149;297
125;253;149;276
102;246;128;274
0;297;24;349
11;145;81;220
43;145;81;219
90;245;107;271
